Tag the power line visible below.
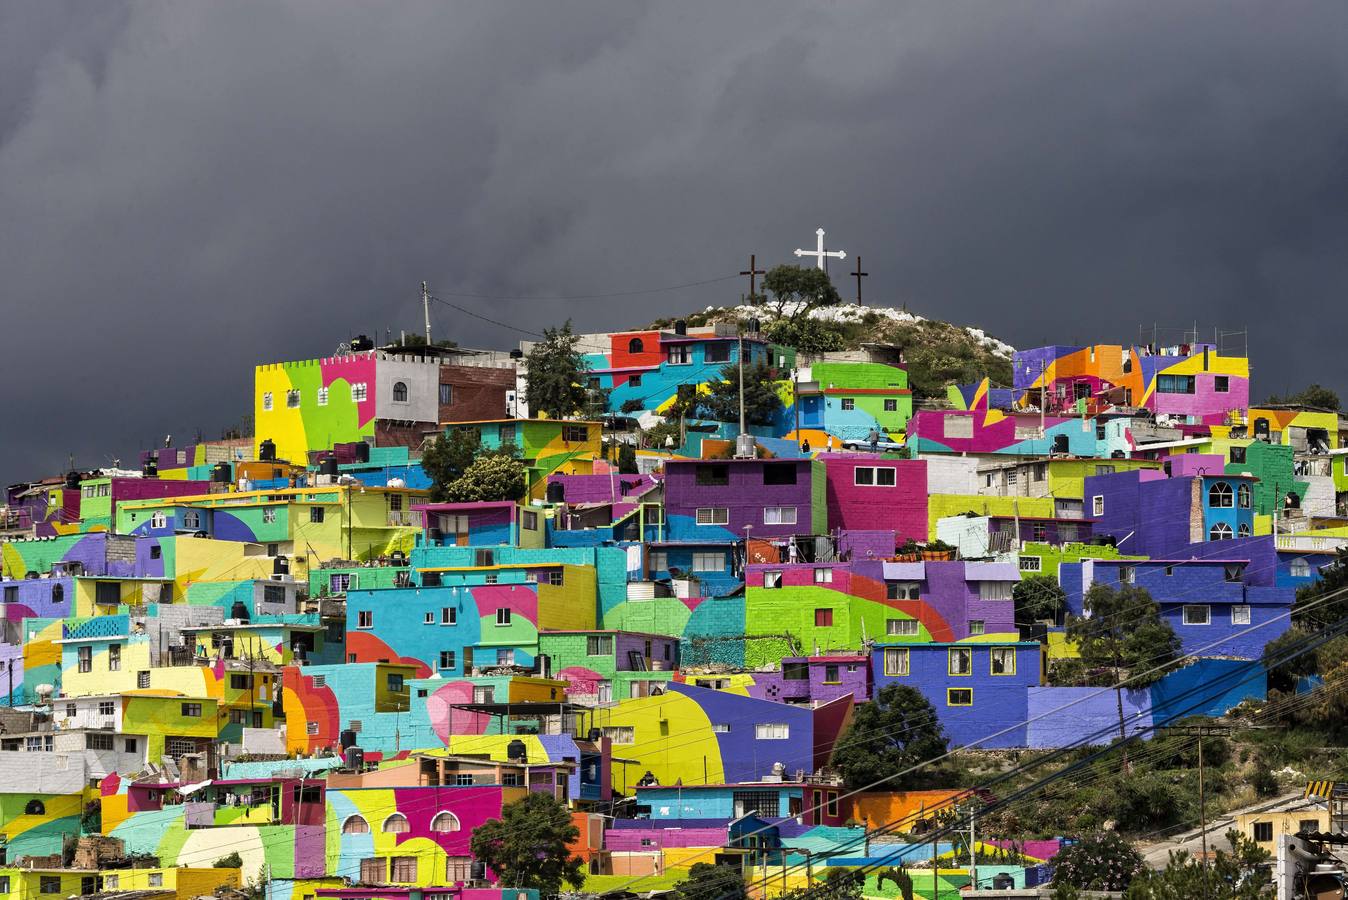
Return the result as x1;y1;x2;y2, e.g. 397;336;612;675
424;273;742;303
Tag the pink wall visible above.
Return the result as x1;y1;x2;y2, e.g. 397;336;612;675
823;454;926;542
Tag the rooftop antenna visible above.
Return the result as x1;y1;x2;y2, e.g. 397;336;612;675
422;281;432;347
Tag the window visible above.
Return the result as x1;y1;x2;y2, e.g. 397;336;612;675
711;723;731;733
991;647;1016;675
1031;522;1046;541
150;544;162;558
948;648;972;675
886;618;919;636
1092;495;1104;516
316;386;328;406
601;726;635;743
78;646;92;673
649;551;668;572
387;673;405;694
948;688;974;707
1183;605;1211;626
562;425;589;443
496;608;512;626
390;857;417;883
181;702;202;717
359;858;384;883
438;650;456;670
41;877;62;894
352;382;368;402
138;671;150;689
763;570;784;589
262;392;273;411
763;463;797;485
1232;605;1252;625
445;858;472;883
704;342;733;364
430;811;461;833
358;610;373;629
1252;822;1273;843
841;398;856;411
587;635;614;656
764;506;797;525
979;581;1014;601
887;582;921;601
1157;374;1196;394
1209;522;1233;541
330;573;352;593
782;662;809;681
383;813;410;833
696;507;729;526
98;700;115;716
86;733;114;751
108;644;121;671
628;374;642;387
26;797;48;816
1237;483;1251;509
307;721;320;736
1020;556;1042;573
1120;565;1136;585
854;466;897;486
883;398;898;412
151;511;167;529
473;685;496;704
814;568;833;584
1298;819;1320;835
968;620;985;635
263;507;277;524
286;389;301;408
627;337;644;354
124;738;137;753
883;648;910;676
147;873;162;888
695;464;729;486
522;510;538;530
815;608;834;627
102;876;116;891
1214;375;1230;393
692;552;726;572
475;548;495;566
1238;523;1251;538
667;345;690;364
1290;558;1312;578
441;607;456;625
547;570;564;586
342;815;369;834
755;723;790;740
309;506;325;523
1209;481;1234;508
1225;564;1245;583
392;381;408;403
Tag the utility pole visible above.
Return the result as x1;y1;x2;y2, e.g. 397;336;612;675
1039;359;1047;438
967;803;977;894
422;281;432;347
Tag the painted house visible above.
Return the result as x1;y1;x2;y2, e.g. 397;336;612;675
1085;469;1258;557
538;630;678;704
635;779;848;827
871;642;1045;748
787;360;913;445
440;420;602;501
663;458;823;543
417;501;546;549
820;454;926;543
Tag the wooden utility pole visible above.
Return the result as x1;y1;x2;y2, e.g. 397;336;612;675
740;255;766;300
851;256;868;304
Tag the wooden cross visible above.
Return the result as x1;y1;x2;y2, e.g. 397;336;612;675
794;227;846;272
851;256;869;304
740;254;766;300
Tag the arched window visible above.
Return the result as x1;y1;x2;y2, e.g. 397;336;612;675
1290;558;1312;578
341;815;369;834
1237;483;1251;509
1209;522;1233;541
383;813;409;833
430;811;461;833
1208;482;1233;508
25;799;45;816
51;583;63;603
1238;523;1251;538
184;511;201;530
392;381;408;403
628;337;644;354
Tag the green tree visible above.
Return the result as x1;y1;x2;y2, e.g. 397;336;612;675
832;684;950;791
698;360;784;426
1291;549;1348;630
421;429;482;501
469;792;584;893
1067;584;1181;742
765;316;847;355
1124;830;1271;899
616;444;638;474
1264;384;1341;411
213;852;243;869
1014;575;1068;626
673;863;748;900
876;867;915;900
444;454;528;503
524;321;592;419
759;264;842;322
1051;832;1143;891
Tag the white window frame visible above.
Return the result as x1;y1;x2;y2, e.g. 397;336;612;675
150;512;167;530
763;570;783;589
1019;556;1042;572
814;568;833;584
357;610;373;629
695;507;729;526
1092;495;1104;516
763;506;797;525
262;392;273;411
755;723;790;740
352;382;368;402
692;552;725;572
1231;605;1251;625
441;607;456;626
978;581;1014;601
496;608;512;627
316;386;328;406
886;618;919;636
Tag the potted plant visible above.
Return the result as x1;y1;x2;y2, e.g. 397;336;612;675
921;539;956;561
894;538;922;562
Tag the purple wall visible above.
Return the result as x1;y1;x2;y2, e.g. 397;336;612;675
664;459;813;541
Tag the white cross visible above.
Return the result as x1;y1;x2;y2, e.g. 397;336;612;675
794;227;846;271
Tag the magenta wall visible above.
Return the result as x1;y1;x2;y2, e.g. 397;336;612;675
823;455;926;542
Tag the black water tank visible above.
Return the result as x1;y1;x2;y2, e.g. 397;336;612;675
389;550;406;565
354;442;370;463
319;456;340;477
340;729;358;750
212;462;232;483
230;601;251;623
259;439;276;462
674;319;687;335
1111;449;1126;458
470;860;486;882
345;746;364;770
351;335;374;352
143;458;158;478
273;556;290;576
506;739;527;762
545;481;565;504
65;471;80;490
509;349;523;359
992;874;1015;890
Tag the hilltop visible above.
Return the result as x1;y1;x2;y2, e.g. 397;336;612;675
649;300;1016;399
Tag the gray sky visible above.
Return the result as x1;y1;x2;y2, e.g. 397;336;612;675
2;1;1346;485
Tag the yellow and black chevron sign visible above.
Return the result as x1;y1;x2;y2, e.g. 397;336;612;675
1306;780;1336;799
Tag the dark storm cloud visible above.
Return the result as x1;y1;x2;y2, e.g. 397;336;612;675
1;1;1345;484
